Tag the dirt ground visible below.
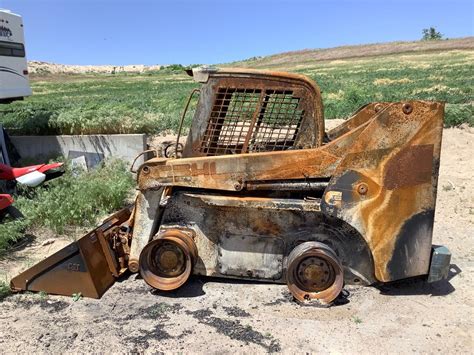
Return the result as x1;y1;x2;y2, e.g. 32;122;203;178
0;124;473;354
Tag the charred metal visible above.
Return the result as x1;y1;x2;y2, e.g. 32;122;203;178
11;68;451;305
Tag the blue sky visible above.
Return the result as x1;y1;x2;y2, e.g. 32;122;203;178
0;0;472;65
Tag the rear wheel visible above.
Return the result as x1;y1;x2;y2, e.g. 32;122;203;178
5;206;24;220
0;205;24;222
286;241;343;304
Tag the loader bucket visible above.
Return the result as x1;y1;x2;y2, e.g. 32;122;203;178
10;208;132;298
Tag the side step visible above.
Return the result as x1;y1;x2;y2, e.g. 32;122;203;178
10;208;132;299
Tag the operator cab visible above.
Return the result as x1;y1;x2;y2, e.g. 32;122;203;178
181;68;325;158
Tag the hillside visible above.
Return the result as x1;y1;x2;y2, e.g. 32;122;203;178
1;38;472;135
228;37;474;68
27;37;474;74
28;61;162;75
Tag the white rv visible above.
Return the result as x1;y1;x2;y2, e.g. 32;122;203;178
0;9;32;103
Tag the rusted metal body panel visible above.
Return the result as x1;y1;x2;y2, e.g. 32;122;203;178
128;189;164;272
11;68;448;302
325;102;389;141
138;98;444;283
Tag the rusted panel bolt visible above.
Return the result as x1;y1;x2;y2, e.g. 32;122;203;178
402;103;413;115
142;166;150;174
128;260;139;273
357;183;369;195
234;180;243;191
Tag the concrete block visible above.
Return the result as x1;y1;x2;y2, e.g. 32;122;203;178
10;134;147;168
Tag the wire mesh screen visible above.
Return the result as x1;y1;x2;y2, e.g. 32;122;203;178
199;87;304;155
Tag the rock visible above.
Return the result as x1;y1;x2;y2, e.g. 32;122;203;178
41;239;55;246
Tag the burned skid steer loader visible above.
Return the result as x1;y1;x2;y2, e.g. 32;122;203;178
11;68;451;305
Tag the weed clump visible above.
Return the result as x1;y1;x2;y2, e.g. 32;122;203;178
0;159;134;252
0;280;11;301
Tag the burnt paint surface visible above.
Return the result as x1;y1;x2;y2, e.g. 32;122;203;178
386;210;435;280
159;191;376;285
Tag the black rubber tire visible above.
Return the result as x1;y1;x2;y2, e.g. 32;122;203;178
4;206;24;220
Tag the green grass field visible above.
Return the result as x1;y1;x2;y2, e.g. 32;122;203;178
1;44;473;136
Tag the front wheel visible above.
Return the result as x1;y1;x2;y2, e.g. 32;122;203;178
286;241;344;305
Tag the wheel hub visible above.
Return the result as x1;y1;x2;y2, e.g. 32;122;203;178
153;242;185;277
139;229;198;291
297;257;334;292
286;241;343;304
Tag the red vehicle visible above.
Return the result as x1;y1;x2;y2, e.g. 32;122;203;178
0;124;65;220
0;193;19;219
0;162;64;187
0;162;64;220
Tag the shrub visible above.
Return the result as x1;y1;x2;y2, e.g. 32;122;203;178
160;64;186;72
0;219;29;252
422;27;443;41
0;159;135;252
18;159;134;233
0;280;11;301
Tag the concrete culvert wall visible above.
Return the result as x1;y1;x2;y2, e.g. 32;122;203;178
10;134;147;169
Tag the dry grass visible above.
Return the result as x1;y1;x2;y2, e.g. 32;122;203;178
229;37;474;69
